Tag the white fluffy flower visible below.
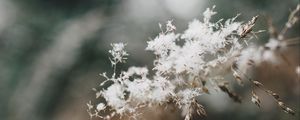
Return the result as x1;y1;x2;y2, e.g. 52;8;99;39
109;43;129;64
146;33;179;57
203;5;217;24
96;103;106;111
101;83;126;112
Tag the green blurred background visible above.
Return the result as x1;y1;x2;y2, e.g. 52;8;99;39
0;0;299;120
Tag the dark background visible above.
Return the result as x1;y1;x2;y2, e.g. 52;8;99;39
0;0;299;120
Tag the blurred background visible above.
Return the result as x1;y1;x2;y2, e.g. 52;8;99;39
0;0;299;120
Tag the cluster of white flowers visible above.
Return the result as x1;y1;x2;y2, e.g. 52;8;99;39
108;43;129;65
88;5;299;120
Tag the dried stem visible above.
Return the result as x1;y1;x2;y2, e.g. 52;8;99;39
232;63;296;115
278;4;300;40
